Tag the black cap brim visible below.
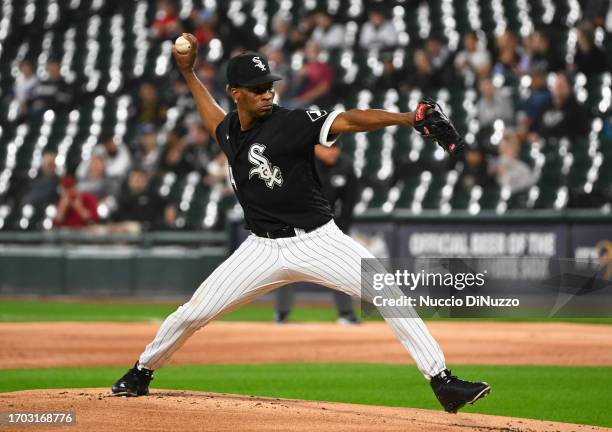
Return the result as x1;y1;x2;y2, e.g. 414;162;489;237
233;74;283;88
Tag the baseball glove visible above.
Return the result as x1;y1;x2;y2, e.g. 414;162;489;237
414;98;465;155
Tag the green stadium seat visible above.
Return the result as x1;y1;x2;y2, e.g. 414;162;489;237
422;172;446;209
394;170;423;209
479;184;500;210
534;185;558;209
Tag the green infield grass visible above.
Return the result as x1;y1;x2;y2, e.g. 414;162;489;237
1;299;611;324
0;299;338;322
0;364;610;428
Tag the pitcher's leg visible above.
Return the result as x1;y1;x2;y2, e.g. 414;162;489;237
283;225;446;379
140;236;288;370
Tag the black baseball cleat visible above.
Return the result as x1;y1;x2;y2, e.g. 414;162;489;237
430;369;491;413
111;362;154;397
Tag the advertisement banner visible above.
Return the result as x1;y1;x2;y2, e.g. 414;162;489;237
398;223;568;258
396;223;568;280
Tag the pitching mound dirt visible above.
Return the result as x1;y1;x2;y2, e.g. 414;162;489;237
0;389;608;432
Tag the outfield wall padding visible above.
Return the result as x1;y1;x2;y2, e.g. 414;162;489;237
0;245;226;297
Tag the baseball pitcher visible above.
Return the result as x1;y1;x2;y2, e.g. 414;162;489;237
112;33;489;414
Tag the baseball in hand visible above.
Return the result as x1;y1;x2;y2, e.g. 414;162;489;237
174;36;191;54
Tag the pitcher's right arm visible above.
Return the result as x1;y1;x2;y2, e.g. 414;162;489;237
173;33;226;138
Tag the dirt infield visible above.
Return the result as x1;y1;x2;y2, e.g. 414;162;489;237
0;321;611;369
2;322;611;431
0;389;609;432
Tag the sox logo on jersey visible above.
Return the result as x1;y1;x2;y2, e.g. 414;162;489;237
248;143;283;189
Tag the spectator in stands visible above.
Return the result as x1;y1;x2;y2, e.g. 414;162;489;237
295;13;317;45
518;34;535;74
290;29;310;53
454;31;491;82
133;82;168;127
172;79;195;112
261;46;292;101
204;152;231;190
268;14;291;51
491;132;537;194
459;145;491;190
492;31;521;85
22;151;58;209
30;61;72;115
496;30;520;57
151;0;181;41
409;37;453;92
530;29;565;72
136;126;160;175
12;60;38;118
517;62;552;136
185;123;218;174
77;153;115;199
582;0;610;28
425;37;452;76
274;13;312;53
533;73;591;141
76;134;131;187
190;8;218;46
113;168;164;232
311;11;346;50
410;49;444;93
572;21;609;76
289;40;334;108
477;77;514;127
159;128;192;176
53;176;99;228
99;134;132;181
359;8;397;50
161;203;179;230
492;46;520;86
372;50;405;92
196;62;226;103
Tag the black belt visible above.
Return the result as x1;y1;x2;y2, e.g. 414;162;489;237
253;225;317;239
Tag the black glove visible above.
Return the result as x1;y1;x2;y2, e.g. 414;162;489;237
414;98;465;155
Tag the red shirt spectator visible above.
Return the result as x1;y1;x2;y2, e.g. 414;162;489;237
192;9;218;45
291;41;334;108
54;176;99;228
151;0;180;41
301;62;333;95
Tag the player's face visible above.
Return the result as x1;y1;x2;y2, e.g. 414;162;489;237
236;82;275;118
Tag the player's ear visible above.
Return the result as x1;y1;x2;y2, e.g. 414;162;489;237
226;85;238;104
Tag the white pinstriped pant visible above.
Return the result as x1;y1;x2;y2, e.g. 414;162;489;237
139;220;446;379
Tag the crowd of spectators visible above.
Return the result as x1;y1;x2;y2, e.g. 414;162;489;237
4;0;612;231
